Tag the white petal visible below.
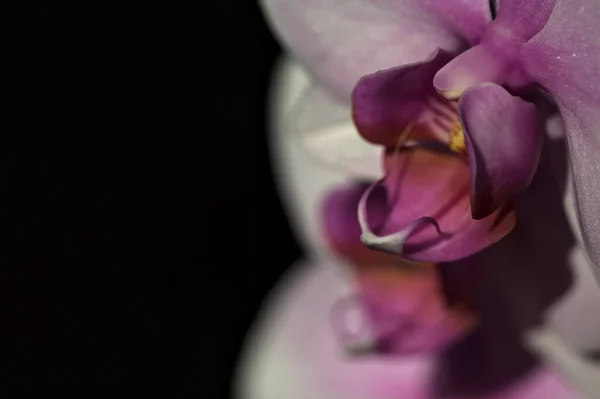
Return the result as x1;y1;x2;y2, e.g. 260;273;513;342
291;83;382;180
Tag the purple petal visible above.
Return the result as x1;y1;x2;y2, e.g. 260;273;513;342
521;0;600;266
359;147;516;262
259;0;490;100
494;0;557;40
458;83;541;219
352;50;457;147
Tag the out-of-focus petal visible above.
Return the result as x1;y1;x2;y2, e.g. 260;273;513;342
292;83;382;180
354;263;477;355
459;83;541;219
359;147;516;262
352;50;456;147
260;0;491;100
237;262;578;399
238;263;434;399
521;0;600;266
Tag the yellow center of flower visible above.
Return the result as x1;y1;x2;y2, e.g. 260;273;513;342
449;121;466;154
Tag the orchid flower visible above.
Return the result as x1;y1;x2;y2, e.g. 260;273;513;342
252;0;600;396
261;0;600;267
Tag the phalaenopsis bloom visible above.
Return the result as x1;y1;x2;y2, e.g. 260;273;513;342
259;0;600;396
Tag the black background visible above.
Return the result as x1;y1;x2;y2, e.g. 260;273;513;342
15;1;301;397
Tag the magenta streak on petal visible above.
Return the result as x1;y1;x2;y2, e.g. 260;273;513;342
427;96;457;124
426;96;459;141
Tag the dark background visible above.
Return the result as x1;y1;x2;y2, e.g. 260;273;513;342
15;1;301;397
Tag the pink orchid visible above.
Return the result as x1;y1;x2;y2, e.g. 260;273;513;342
261;0;600;267
252;0;600;397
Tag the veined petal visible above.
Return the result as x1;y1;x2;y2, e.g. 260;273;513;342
359;147;516;262
352;50;457;146
459;83;541;219
521;0;600;266
260;0;491;100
